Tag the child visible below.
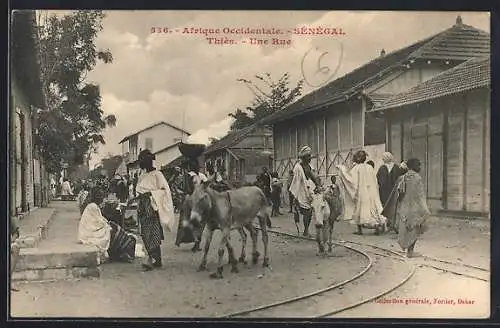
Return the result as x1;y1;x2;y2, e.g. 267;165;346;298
324;175;343;223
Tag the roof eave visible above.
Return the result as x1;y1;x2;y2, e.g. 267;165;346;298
153;141;182;155
373;83;490;112
262;93;353;125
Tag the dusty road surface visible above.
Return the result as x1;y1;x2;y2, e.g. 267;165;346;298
10;205;490;319
10;216;368;317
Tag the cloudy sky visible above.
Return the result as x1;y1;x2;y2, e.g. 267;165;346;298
54;10;489;167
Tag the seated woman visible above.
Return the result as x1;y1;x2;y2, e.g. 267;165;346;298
78;186;136;263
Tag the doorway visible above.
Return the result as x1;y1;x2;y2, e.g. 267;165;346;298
409;117;444;211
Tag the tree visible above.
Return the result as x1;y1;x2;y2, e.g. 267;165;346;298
34;10;116;173
228;73;304;131
208;137;219;145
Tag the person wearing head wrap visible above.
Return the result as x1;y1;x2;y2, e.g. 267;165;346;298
134;149;175;271
79;186;136;263
376;152;406;210
390;158;430;258
174;158;209;252
289;145;322;236
377;152;406;229
336;150;387;235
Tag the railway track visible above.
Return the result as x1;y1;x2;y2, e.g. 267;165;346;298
337;240;489;282
220;229;416;318
220;228;489;318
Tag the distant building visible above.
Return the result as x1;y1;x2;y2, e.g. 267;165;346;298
119;121;190;176
10;10;49;215
203;124;273;184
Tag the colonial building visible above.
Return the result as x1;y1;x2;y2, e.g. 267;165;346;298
203;124;273;184
119;121;190;176
10;10;49;215
373;57;490;217
261;16;489;188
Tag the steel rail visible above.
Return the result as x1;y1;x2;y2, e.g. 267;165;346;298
219;230;374;318
417;263;489;282
220;228;414;318
318;243;416;318
339;240;489;282
337;238;489;272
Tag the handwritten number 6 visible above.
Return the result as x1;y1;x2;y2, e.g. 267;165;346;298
301;42;344;88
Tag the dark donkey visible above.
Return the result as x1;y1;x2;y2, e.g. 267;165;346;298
189;182;271;279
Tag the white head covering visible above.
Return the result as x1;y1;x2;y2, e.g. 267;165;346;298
298;145;312;158
381;152;394;164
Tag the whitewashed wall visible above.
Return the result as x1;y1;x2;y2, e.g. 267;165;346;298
122;124;188;162
138;124;186;154
155;146;182;168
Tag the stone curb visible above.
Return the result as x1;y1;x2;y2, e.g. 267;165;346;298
15;246;100;271
12;266;101;282
16;208;57;249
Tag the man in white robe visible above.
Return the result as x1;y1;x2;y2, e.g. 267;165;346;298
289;145;322;236
337;150;387;235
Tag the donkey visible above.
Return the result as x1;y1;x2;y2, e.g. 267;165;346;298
189;182;271;279
311;184;343;256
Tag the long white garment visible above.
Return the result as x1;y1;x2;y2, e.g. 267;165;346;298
337;163;386;227
136;170;175;232
78;203;111;253
61;181;73;195
289;162;315;209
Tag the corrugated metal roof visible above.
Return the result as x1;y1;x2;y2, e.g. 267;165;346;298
204;124;258;155
259;20;489;125
373;56;490;111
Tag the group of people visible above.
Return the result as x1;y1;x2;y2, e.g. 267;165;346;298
287;145;430;258
77;149;175;271
74;142;431;274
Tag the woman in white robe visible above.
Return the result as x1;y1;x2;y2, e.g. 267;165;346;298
337;150;387;235
78;187;112;259
79;186;137;262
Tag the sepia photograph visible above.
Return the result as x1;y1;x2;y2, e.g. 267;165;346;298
8;9;490;319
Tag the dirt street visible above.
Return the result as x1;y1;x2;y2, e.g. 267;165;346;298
10;212;368;317
10;205;490;318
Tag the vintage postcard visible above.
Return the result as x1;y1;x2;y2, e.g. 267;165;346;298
9;10;490;319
